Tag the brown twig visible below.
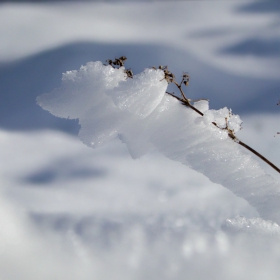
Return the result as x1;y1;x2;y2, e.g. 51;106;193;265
105;58;280;174
163;70;280;174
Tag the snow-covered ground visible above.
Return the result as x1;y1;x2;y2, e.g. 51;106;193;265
0;1;280;279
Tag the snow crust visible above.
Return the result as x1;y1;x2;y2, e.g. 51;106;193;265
37;61;280;224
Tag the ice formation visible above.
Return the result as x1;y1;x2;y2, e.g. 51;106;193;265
222;216;280;238
37;61;280;224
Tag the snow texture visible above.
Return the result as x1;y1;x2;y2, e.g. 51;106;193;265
37;61;280;225
222;216;280;238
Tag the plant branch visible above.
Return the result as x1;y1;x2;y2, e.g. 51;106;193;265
165;72;280;174
105;57;280;174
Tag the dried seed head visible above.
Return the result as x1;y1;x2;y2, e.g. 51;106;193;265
125;69;133;79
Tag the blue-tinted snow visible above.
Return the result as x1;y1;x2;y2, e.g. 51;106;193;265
1;1;280;279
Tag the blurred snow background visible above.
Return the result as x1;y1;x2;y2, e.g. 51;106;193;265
0;1;280;279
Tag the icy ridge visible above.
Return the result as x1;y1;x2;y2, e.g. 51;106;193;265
37;61;280;224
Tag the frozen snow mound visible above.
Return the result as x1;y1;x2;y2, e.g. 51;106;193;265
37;61;280;224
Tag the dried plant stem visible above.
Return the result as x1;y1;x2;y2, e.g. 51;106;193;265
105;57;280;174
166;92;280;174
238;141;280;173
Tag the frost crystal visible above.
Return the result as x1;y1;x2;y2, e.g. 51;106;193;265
37;61;280;225
204;108;242;131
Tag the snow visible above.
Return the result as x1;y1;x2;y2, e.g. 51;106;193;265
108;67;167;118
1;2;280;79
203;107;242;135
222;216;280;238
1;1;280;279
1;126;280;279
37;62;167;148
38;61;280;225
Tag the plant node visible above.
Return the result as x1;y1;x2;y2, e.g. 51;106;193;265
124;69;133;79
104;56;127;68
104;56;133;79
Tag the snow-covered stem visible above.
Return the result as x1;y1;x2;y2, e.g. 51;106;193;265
154;64;280;174
238;141;280;173
37;56;280;224
104;57;280;173
166;92;280;174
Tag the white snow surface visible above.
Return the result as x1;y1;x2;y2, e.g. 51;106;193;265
1;128;280;280
1;1;280;279
38;61;280;224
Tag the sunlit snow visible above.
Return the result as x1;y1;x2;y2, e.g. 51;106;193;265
1;1;280;280
38;61;280;224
